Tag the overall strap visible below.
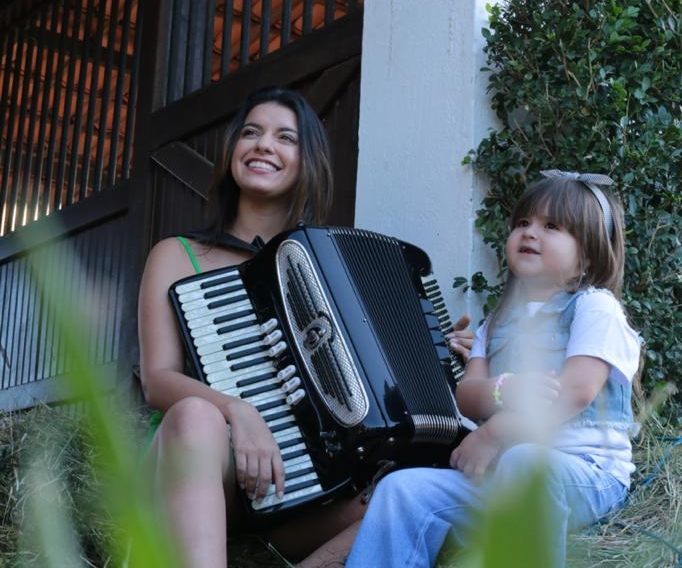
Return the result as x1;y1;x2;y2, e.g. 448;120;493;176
176;235;202;274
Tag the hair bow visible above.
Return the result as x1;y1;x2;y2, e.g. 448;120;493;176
539;169;615;236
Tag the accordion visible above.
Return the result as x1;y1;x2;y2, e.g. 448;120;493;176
169;225;468;524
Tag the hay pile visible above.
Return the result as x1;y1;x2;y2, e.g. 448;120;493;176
566;415;682;568
0;406;680;568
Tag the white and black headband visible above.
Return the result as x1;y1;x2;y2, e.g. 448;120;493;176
540;169;615;236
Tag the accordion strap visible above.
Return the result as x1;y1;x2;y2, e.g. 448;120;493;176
180;229;265;254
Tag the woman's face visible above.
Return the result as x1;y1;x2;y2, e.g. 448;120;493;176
230;102;301;202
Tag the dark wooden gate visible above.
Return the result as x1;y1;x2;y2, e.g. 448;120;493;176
0;0;363;411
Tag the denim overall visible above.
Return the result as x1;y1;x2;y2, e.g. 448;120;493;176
487;288;634;431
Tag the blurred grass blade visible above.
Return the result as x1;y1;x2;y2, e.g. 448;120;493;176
20;448;87;568
20;222;181;568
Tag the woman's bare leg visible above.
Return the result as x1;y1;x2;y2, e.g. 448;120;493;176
145;397;233;568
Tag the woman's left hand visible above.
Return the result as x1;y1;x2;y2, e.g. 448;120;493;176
445;315;474;362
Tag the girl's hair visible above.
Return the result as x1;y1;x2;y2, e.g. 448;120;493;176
206;87;333;241
487;176;626;336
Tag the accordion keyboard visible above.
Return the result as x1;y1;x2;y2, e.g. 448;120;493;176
420;276;466;382
171;267;324;511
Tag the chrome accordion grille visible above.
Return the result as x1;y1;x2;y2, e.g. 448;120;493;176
276;239;369;427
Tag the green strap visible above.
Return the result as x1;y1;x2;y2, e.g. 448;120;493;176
176;235;202;274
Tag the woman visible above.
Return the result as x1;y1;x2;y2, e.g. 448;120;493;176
138;86;473;568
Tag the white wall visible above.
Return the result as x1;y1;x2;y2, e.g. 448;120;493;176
355;0;500;327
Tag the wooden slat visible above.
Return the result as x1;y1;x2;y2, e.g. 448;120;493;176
150;141;214;200
0;180;132;262
148;9;362;148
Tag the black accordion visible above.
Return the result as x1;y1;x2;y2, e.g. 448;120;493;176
169;225;468;524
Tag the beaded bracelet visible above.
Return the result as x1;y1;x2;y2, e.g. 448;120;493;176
491;372;512;408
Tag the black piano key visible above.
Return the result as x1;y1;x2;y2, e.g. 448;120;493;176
203;283;244;299
214;308;253;326
232;355;272;372
264;409;291;423
200;273;241;289
270;420;297;434
218;319;256;335
240;380;279;398
235;371;277;388
223;334;261;350
278;436;303;450
255;399;288;413
284;477;320;494
281;448;308;461
226;345;266;361
285;465;315;480
208;293;249;310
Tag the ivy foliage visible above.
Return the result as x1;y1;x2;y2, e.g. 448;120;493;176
461;0;681;408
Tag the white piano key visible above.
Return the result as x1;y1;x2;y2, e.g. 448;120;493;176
207;363;280;390
189;317;262;339
281;453;316;472
251;482;323;510
194;322;261;349
260;403;293;421
272;425;303;443
173;269;241;295
182;297;254;319
176;284;243;304
179;289;249;313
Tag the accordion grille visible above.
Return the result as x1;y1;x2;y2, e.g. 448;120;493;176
277;239;369;427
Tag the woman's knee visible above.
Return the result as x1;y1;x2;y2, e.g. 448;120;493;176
158;397;229;452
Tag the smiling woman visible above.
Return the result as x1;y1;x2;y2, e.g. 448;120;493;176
136;87;365;568
230;102;302;208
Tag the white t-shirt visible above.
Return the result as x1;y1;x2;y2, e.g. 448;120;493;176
470;289;642;487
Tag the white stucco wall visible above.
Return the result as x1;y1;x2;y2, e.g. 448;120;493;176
355;0;500;327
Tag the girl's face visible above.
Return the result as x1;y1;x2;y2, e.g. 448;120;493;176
506;212;581;301
231;102;301;202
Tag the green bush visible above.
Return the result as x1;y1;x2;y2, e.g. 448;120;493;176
460;0;681;418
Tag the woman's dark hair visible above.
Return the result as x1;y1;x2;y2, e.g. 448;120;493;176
206;87;333;241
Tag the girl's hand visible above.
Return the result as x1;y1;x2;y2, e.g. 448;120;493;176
228;400;285;502
445;315;473;362
496;371;561;412
449;420;503;482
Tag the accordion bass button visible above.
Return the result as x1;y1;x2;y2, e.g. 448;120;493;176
260;318;279;334
277;364;296;381
282;376;301;393
286;389;306;406
263;329;283;345
268;341;287;357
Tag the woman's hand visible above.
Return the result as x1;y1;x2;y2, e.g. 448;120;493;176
228;399;285;502
445;315;474;362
